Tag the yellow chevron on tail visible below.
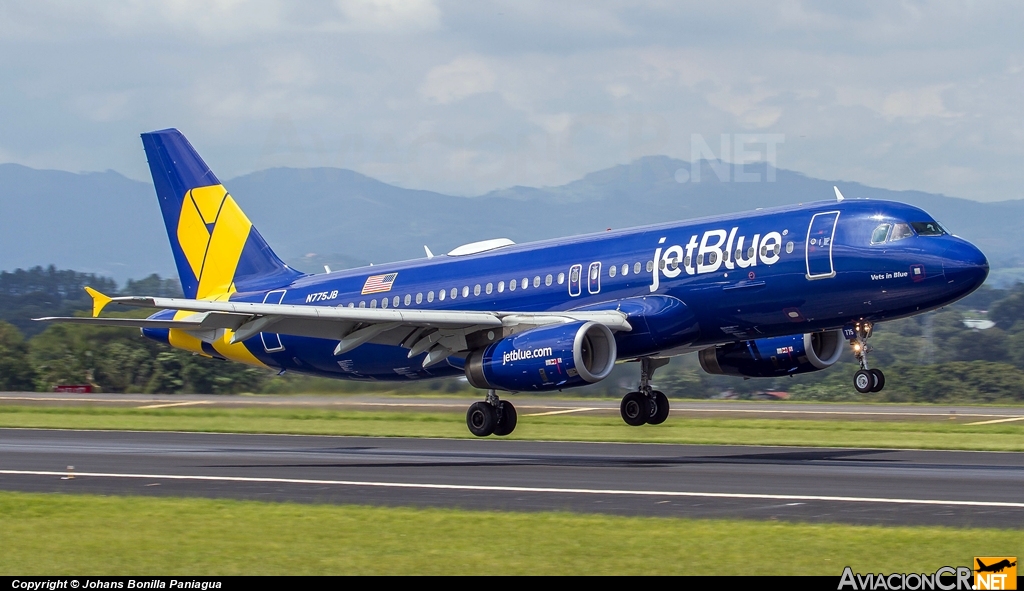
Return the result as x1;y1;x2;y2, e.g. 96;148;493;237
176;184;252;300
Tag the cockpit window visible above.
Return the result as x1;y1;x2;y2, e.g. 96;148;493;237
870;224;891;245
890;223;914;241
910;221;945;236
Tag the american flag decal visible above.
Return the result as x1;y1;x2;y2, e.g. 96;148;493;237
361;273;398;295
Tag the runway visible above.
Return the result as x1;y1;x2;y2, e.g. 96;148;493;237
1;428;1023;528
3;391;1022;422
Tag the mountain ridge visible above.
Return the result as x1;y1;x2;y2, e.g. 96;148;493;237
1;158;1020;285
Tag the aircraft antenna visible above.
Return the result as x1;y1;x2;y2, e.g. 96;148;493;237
834;186;845;202
424;245;435;259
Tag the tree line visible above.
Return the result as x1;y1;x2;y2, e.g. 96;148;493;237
1;266;1024;402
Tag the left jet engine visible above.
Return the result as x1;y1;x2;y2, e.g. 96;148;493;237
465;321;617;392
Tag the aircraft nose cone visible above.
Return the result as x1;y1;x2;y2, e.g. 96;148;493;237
942;239;989;294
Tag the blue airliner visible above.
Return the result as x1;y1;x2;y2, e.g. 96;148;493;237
40;129;990;436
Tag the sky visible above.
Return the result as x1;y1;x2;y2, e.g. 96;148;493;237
1;0;1022;201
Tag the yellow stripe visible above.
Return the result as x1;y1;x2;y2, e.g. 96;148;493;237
170;183;265;367
167;311;207;356
197;195;251;299
210;330;267;368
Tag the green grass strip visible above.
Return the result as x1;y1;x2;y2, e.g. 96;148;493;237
2;404;1023;450
0;491;1020;575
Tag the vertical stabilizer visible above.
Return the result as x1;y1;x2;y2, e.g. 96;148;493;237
141;129;303;299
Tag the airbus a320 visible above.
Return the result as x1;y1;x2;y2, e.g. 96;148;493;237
40;129;990;436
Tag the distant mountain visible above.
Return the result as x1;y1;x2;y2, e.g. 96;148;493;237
2;158;1022;286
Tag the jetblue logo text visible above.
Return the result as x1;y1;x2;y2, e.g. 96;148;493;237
650;228;786;292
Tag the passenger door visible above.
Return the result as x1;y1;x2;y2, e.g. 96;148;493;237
805;212;840;280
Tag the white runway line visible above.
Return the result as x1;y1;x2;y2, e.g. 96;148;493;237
964;416;1024;426
2;469;1023;509
136;401;213;409
523;408;602;417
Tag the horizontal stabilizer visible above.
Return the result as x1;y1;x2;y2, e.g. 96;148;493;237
33;317;205;329
84;286;113;318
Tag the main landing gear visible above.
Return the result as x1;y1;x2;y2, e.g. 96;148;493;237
620;357;671;427
466;389;518;437
850;321;885;394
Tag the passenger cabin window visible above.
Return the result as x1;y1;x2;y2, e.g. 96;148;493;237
498;281;505;293
634;262;641;274
557;273;565;285
890;223;914;242
621;264;628;276
609;265;617;278
871;224;891;245
911;221;946;236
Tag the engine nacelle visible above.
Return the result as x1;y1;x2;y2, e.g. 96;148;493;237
698;330;845;378
465;321;617;392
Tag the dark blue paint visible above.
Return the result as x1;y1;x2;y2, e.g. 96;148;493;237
144;197;988;387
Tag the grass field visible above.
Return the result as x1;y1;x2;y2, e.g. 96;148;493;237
0;491;1019;575
1;403;1023;450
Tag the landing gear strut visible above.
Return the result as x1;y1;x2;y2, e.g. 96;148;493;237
620;357;670;427
467;389;517;437
851;321;885;393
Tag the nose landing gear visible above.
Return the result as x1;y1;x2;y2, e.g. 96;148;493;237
851;321;885;393
619;357;671;426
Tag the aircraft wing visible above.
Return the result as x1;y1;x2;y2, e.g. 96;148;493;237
36;291;632;368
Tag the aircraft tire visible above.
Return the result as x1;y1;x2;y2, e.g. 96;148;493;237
467;402;497;437
870;369;885;392
493;401;518;436
853;369;874;394
620;391;649;426
648;391;670;425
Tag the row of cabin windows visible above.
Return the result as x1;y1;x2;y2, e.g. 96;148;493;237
339;245;800;309
344;272;569;309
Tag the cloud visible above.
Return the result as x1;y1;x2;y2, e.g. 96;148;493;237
332;0;440;32
1;2;1023;201
419;56;496;104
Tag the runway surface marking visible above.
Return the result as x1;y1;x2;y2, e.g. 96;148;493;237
4;469;1023;509
135;401;212;410
965;416;1024;426
522;408;602;417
